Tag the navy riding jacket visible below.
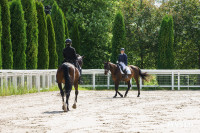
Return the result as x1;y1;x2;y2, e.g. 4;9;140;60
118;54;128;66
63;46;77;62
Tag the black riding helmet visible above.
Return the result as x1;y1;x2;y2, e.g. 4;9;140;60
65;39;72;46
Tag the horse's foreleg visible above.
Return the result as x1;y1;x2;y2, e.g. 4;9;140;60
114;82;123;98
124;80;131;97
72;83;78;109
58;83;65;111
113;82;118;98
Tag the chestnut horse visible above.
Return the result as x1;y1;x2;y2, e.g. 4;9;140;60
56;55;84;112
104;62;148;97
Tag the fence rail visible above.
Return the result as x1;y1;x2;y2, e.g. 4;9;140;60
1;69;200;91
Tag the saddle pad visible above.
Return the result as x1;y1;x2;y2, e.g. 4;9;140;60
119;66;131;75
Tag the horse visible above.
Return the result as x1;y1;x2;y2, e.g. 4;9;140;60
56;55;84;112
104;62;148;97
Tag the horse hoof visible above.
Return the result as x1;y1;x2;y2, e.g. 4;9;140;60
124;95;127;98
120;95;123;98
113;96;117;98
72;104;76;109
137;95;140;97
63;105;68;112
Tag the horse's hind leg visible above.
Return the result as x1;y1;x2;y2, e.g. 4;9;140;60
124;80;131;97
135;78;140;97
58;83;66;111
72;82;78;109
65;86;72;111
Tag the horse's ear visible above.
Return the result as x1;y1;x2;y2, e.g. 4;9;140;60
82;56;85;59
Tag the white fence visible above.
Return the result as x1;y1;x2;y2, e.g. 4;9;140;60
1;69;200;91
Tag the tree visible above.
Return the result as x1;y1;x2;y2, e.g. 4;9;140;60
120;0;160;69
51;2;65;65
157;15;174;69
0;0;13;69
64;17;69;39
10;0;27;69
21;0;38;69
0;6;2;69
36;2;49;69
71;22;80;54
111;12;126;63
47;14;58;69
45;0;115;69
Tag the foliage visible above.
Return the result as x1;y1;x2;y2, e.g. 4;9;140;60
71;21;81;54
157;15;174;69
0;6;2;69
64;17;69;39
10;0;27;69
51;2;65;66
48;0;115;69
36;2;49;69
47;14;58;69
120;0;161;69
21;0;38;69
0;0;13;69
111;12;126;63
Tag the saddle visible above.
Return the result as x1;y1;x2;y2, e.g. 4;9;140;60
118;65;131;75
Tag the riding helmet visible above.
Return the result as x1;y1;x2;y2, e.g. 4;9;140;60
65;39;72;45
121;48;125;51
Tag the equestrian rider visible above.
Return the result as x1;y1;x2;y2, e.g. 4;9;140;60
118;48;128;78
63;39;82;84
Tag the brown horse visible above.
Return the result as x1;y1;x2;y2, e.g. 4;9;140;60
56;55;84;112
104;62;148;97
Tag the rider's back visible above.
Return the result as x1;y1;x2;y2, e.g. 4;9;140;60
63;46;77;61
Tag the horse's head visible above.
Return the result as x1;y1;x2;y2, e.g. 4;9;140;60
104;61;110;75
77;54;84;67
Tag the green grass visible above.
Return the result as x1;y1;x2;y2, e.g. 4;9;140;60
0;85;91;96
1;85;199;96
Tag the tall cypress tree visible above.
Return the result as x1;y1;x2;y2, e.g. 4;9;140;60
72;22;80;54
51;2;65;65
111;12;126;63
47;14;58;69
157;15;174;69
10;0;27;69
0;0;13;69
36;2;49;69
21;0;38;69
64;17;69;39
0;6;2;69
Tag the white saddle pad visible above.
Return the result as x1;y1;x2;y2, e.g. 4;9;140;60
119;66;131;75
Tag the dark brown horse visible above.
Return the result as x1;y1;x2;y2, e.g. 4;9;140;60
104;62;148;97
56;55;84;112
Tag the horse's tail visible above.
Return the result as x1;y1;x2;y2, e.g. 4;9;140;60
139;68;148;81
62;64;72;91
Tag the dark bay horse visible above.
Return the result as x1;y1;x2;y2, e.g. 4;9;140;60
56;55;84;112
104;62;148;97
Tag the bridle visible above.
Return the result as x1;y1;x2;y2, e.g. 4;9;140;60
104;63;110;74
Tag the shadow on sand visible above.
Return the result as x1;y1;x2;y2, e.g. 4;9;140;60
43;111;64;114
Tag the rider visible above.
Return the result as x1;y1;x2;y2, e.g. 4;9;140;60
118;48;128;78
63;39;82;84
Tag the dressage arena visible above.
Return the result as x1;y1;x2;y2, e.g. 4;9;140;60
0;90;200;133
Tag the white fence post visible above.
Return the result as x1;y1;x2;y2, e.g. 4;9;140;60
172;72;174;90
107;74;110;89
13;73;17;89
21;73;24;88
1;73;3;91
5;72;8;89
178;72;180;91
93;73;95;90
36;74;40;92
